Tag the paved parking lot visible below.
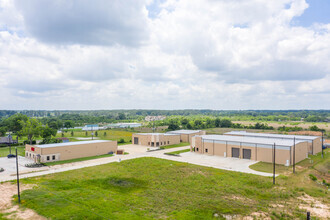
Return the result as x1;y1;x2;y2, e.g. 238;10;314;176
154;152;275;177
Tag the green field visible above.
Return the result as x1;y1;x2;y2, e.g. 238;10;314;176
56;129;134;143
16;155;329;219
0;146;25;157
160;142;189;149
165;149;190;156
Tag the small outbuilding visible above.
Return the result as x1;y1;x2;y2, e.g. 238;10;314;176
192;135;308;165
132;133;180;147
225;131;322;155
25;140;117;163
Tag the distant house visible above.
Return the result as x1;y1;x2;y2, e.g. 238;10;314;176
0;136;18;145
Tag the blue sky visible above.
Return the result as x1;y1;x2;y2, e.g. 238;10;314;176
293;0;330;26
0;0;329;110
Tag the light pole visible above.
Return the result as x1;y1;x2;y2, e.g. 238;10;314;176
293;137;296;174
15;147;21;204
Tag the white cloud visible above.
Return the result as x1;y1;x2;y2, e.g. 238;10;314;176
0;0;329;110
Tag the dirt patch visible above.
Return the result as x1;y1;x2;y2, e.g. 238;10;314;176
298;194;330;219
0;182;45;220
244;212;270;220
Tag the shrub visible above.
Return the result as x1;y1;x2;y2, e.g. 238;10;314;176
23;140;37;145
309;174;317;181
118;138;125;143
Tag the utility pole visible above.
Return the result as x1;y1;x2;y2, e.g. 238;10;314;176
15;148;21;204
273;143;276;185
293;137;296;174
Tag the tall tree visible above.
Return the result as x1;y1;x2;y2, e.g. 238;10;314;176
19;118;42;144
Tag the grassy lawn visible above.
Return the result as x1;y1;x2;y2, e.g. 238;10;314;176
249;162;292;175
165;149;190;156
16;156;329;219
56;129;134;143
0;146;25;157
44;154;114;166
160;142;189;149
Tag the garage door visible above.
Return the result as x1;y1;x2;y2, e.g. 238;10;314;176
232;148;240;158
134;137;139;145
243;149;251;159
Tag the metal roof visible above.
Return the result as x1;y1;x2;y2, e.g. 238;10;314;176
34;140;114;148
135;133;179;136
198;135;305;147
167;130;202;134
224;131;319;140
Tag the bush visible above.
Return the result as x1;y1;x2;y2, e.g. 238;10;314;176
309;174;317;181
23;140;37;145
118;138;125;143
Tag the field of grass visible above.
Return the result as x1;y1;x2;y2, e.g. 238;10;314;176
44;154;114;166
165;149;190;156
16;156;329;219
160;142;189;149
232;121;330;132
56;129;134;143
0;146;25;157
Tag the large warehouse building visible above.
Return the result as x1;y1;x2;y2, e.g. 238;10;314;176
225;131;322;155
132;133;181;147
191;135;308;165
25;140;118;163
166;130;206;143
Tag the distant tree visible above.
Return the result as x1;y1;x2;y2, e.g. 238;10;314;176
219;119;232;128
309;125;321;131
71;131;74;137
215;118;221;127
85;131;88;136
64;120;74;129
168;119;180;130
117;113;126;120
19;118;42;145
5;113;29;133
61;132;64;137
104;132;107;137
40;125;57;139
95;131;98;137
0;127;6;136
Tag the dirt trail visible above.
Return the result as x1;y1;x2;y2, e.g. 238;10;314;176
0;183;45;220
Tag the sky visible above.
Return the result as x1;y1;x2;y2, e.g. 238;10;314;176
0;0;330;110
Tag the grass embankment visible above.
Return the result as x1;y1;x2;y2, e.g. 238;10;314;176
160;142;189;149
165;149;190;156
0;146;25;157
17;156;329;219
250;149;329;198
44;154;115;166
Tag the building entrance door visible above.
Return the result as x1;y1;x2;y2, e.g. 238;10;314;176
134;137;139;145
243;149;251;159
232;148;240;158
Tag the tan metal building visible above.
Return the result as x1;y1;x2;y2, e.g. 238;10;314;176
25;140;117;163
166;130;206;143
132;133;180;147
191;135;308;165
225;131;322;155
